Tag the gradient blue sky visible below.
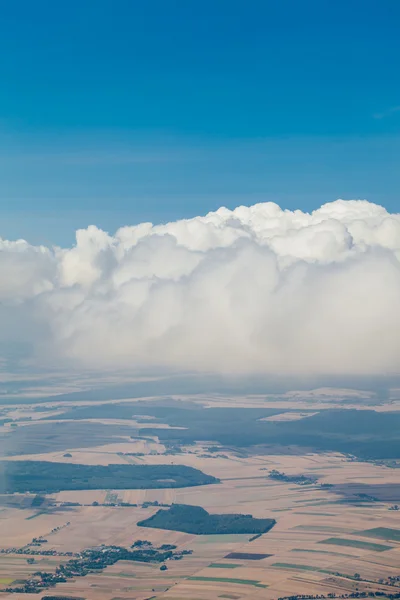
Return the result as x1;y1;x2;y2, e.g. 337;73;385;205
1;0;399;245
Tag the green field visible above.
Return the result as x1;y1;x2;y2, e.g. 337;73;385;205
273;563;318;572
355;527;400;542
294;512;337;516
292;548;354;557
209;563;241;569
188;576;267;588
294;525;350;532
0;578;14;585
318;537;393;552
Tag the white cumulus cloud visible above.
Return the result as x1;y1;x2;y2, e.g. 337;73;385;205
1;199;400;376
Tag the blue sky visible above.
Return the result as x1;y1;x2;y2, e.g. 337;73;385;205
0;0;399;245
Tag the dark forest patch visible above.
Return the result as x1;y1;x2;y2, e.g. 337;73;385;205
137;504;276;535
0;461;218;494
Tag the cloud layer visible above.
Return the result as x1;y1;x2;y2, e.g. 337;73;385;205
1;199;400;376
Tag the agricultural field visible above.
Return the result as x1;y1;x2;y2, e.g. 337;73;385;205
0;393;399;599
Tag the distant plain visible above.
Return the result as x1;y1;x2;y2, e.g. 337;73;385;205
0;384;399;600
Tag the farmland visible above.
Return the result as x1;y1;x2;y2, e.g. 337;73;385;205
0;391;399;599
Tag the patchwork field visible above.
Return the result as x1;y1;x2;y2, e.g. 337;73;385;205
0;394;399;599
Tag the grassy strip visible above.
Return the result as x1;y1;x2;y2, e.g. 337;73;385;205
188;576;267;588
318;537;392;552
291;548;354;557
294;512;337;516
294;525;350;532
209;563;241;569
273;563;318;572
354;527;400;542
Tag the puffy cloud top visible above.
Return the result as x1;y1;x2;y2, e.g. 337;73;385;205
1;199;400;376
